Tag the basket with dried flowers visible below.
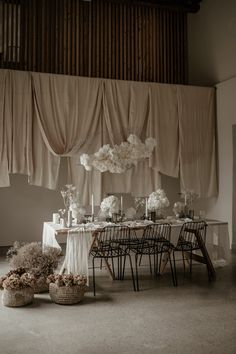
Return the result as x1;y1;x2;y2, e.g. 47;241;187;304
47;274;87;305
9;242;60;293
0;267;36;307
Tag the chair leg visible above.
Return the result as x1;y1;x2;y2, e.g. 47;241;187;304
149;252;152;274
111;257;115;278
128;254;136;292
92;257;96;296
135;254;140;291
159;250;163;274
169;253;177;287
155;252;159;277
172;251;178;286
139;253;143;266
182;249;186;272
117;254;120;279
189;249;193;275
122;254;127;280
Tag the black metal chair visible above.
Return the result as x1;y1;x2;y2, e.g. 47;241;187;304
90;225;136;296
171;221;210;285
130;223;176;291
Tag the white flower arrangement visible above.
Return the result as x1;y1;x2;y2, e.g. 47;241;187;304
147;189;170;212
60;184;85;222
80;134;157;173
180;190;199;206
61;184;77;210
100;195;120;217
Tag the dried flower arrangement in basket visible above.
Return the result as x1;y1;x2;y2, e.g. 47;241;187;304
47;274;88;305
0;267;36;307
9;242;60;293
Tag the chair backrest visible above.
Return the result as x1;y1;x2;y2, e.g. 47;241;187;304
142;223;171;245
97;225;130;249
178;221;207;248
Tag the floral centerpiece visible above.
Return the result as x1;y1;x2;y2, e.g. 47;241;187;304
0;268;36;307
147;189;170;220
179;189;199;218
9;242;60;293
180;190;199;207
100;195;120;218
47;274;87;305
80;134;157;173
60;184;85;224
134;197;146;218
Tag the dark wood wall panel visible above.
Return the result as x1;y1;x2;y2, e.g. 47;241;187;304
0;0;188;84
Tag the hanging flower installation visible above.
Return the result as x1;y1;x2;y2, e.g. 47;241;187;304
80;134;157;173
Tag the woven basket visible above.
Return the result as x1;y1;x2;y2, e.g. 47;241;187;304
34;278;49;294
49;283;86;305
2;287;34;307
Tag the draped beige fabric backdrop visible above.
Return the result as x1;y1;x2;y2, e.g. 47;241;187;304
0;69;217;204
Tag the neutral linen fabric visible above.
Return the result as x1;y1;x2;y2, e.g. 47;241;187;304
148;83;179;176
0;69;217;199
0;70;10;187
5;71;32;175
42;222;62;251
31;72;103;189
0;70;33;186
60;230;93;282
177;85;217;197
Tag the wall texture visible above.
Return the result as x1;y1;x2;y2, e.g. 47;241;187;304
188;0;236;86
188;0;236;248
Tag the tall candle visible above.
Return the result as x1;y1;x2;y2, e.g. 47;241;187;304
145;197;148;218
91;194;94;215
184;194;187;206
120;196;123;214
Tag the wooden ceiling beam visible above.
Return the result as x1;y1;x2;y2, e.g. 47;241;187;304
102;0;202;13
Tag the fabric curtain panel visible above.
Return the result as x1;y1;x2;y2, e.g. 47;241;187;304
147;83;179;176
0;69;218;200
32;72;103;156
0;70;32;187
31;72;103;189
177;85;217;197
0;70;10;187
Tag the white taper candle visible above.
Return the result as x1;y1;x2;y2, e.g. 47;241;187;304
120;196;123;214
145;197;148;218
91;194;94;215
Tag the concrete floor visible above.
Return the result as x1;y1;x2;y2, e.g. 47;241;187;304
0;254;236;354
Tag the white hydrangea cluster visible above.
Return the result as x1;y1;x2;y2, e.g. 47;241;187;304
147;189;170;212
100;195;120;216
80;134;156;173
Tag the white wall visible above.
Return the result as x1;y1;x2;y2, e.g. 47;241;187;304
188;0;236;86
188;0;236;248
205;78;236;249
0;159;68;247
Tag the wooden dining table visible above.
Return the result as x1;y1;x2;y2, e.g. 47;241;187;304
42;218;230;283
